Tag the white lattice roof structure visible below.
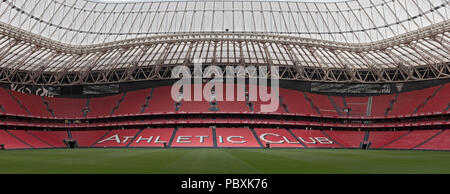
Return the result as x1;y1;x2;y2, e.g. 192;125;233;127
0;0;448;85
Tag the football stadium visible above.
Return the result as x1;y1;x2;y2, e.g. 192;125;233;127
0;0;449;176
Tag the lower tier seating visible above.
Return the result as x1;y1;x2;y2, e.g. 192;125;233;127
28;131;69;148
93;129;140;147
128;128;174;148
8;130;52;148
1;129;449;151
322;130;365;148
415;130;450;151
291;129;340;148
171;128;214;147
254;128;304;148
0;130;31;149
367;131;410;149
71;130;109;147
383;130;442;149
216;128;261;148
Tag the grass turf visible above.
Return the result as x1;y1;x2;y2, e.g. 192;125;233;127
0;148;449;174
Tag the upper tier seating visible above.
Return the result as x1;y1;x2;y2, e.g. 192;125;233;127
10;91;52;117
344;97;369;116
322;130;365;148
383;130;442;149
417;84;450;114
178;84;213;113
249;85;287;114
0;84;448;118
0;88;28;115
330;96;345;115
88;94;123;117
280;88;318;115
45;97;87;118
371;94;395;117
144;86;177;113
307;93;340;116
215;84;250;112
388;86;440;116
115;89;151;115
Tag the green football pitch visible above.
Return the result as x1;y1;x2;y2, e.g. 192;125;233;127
1;148;450;174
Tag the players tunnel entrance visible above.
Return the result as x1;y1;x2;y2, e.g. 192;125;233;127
360;141;371;150
64;139;78;149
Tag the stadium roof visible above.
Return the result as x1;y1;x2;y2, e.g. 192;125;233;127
0;0;448;85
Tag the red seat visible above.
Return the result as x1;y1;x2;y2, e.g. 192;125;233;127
45;97;87;118
129;128;174;147
389;86;439;115
249;85;286;113
144;86;176;113
368;131;409;148
115;89;151;115
8;130;52;148
171;128;213;147
344;97;369;116
28;130;68;148
215;84;250;112
291;129;339;148
322;130;365;148
417;84;450;113
0;85;447;118
416;130;450;150
216;128;260;148
11;91;52;117
0;88;28;115
384;130;441;149
280;88;317;115
254;128;304;148
71;130;109;147
88;94;123;117
93;129;140;147
0;130;31;149
371;95;395;117
307;93;339;116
